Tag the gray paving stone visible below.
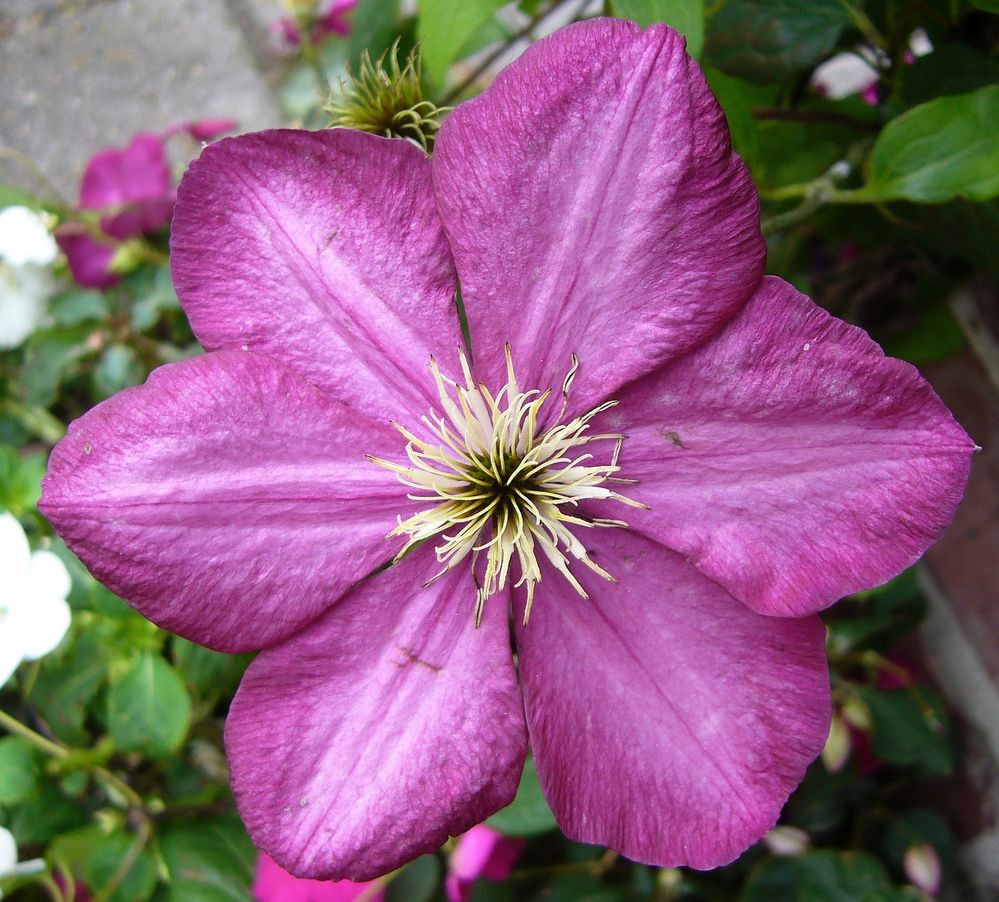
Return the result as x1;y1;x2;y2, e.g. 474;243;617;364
0;0;282;200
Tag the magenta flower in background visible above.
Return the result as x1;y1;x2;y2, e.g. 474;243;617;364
445;824;524;902
253;852;383;901
56;120;236;288
41;18;973;883
271;0;358;51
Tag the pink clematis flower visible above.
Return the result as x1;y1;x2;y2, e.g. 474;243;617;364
446;824;524;902
41;19;973;882
56;121;236;288
254;852;383;901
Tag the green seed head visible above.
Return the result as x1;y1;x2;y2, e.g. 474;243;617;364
325;42;450;152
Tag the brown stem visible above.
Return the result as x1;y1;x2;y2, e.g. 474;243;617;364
441;0;583;104
751;107;879;132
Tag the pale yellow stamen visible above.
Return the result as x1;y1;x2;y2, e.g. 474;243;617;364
369;347;647;625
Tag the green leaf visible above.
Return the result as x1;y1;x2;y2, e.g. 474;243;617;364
21;324;96;408
970;0;999;9
825;569;926;655
611;0;704;58
783;760;877;837
92;343;144;400
0;444;45;515
384;854;441;902
0;737;43;804
741;849;919;901
127;264;181;332
7;782;88;844
704;0;852;83
171;637;252;700
418;0;505;86
862;85;999;203
902;43;999;106
348;0;410;69
29;627;112;744
486;756;558;836
108;653;192;756
702;67;777;171
900;197;999;281
856;685;956;776
159;815;256;902
49;289;110;326
883;300;964;366
51;826;158;902
870;808;956;881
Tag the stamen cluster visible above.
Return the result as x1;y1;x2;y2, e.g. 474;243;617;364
370;348;646;624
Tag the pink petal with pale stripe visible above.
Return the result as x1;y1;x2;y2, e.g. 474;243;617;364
226;547;527;881
41;351;411;652
516;530;830;870
171;129;461;421
433;18;764;413
606;276;974;616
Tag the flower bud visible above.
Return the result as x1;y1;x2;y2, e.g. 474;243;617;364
821;714;851;773
763;825;811;857
903;842;942;895
326;41;450;152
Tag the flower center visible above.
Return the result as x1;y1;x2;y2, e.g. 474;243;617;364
370;347;647;624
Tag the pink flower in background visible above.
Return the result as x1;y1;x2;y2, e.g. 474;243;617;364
270;0;358;52
254;853;383;902
446;825;524;902
42;18;973;883
56;121;236;288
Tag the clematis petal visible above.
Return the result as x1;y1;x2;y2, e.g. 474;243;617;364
171;129;461;421
433;18;764;412
515;530;830;870
56;232;119;289
79;134;172;210
226;547;527;882
253;852;385;902
608;276;975;617
40;350;413;653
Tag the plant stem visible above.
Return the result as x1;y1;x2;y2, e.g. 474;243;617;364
92;819;151;902
751;107;879;132
0;708;144;811
836;0;888;49
761;192;827;235
0;146;70;209
0;707;68;759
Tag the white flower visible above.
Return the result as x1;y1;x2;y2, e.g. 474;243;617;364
0;265;53;350
0;207;58;269
811;50;880;100
812;30;934;100
0;826;46;899
0;206;58;350
0;512;71;687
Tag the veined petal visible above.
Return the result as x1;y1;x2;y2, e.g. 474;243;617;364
41;351;412;653
171;129;462;421
226;547;527;881
516;530;829;870
609;276;975;617
433;18;764;413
